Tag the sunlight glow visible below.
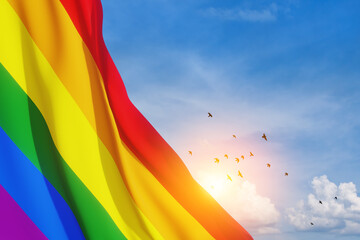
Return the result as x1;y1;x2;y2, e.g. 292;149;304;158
198;172;232;198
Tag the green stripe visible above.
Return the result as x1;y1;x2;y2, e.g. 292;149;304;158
0;63;126;240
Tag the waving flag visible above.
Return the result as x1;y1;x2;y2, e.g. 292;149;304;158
0;0;253;239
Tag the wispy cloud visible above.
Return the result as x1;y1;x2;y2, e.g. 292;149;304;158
202;4;278;22
287;175;360;235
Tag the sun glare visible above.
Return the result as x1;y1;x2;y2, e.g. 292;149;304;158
199;173;231;198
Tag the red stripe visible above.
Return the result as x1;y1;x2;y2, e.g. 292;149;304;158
58;1;252;239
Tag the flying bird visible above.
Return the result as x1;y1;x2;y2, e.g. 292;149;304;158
310;222;314;226
188;151;192;156
335;197;338;200
267;163;271;168
319;200;322;204
233;135;236;138
208;112;213;118
285;172;289;176
250;152;254;157
241;155;245;160
262;133;267;141
238;170;243;178
224;154;228;159
227;174;232;181
214;158;220;164
235;158;240;163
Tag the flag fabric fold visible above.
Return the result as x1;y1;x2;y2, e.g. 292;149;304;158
0;0;253;239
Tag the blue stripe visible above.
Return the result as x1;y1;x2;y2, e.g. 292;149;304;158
0;126;85;240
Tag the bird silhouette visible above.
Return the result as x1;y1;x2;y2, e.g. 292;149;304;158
250;152;254;157
262;133;267;141
285;172;289;176
238;170;243;178
208;112;213;117
267;163;271;168
224;154;228;159
235;158;240;163
319;200;322;204
241;155;245;160
310;222;314;226
233;135;236;138
214;158;220;163
188;151;192;156
227;174;232;181
335;197;338;200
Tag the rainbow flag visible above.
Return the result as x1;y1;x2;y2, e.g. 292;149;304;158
0;0;253;239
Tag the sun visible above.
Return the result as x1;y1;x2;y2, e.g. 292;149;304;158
198;173;230;199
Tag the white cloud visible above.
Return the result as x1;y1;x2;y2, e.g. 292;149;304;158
203;4;278;22
287;175;360;235
196;171;280;234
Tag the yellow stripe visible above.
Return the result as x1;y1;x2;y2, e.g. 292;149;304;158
3;0;214;239
0;1;161;239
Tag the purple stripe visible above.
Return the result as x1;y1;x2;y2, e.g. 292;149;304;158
0;184;47;240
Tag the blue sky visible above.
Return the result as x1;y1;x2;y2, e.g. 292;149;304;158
102;0;360;239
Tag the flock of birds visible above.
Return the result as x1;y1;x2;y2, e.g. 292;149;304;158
186;112;340;227
188;112;339;227
188;112;288;181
